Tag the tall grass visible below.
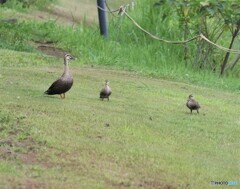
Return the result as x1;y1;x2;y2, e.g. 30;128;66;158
0;0;239;91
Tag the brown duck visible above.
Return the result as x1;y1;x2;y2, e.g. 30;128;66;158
186;95;201;113
100;80;111;101
44;54;75;99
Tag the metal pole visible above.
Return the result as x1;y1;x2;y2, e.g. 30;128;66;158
97;0;108;38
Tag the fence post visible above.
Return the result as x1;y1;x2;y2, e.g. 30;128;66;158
97;0;108;38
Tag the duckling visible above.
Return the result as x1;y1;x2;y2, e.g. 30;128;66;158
44;54;75;99
100;80;111;101
186;94;201;113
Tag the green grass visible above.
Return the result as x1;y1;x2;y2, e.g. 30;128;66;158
0;49;239;188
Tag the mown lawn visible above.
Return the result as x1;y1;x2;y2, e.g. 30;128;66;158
0;50;239;189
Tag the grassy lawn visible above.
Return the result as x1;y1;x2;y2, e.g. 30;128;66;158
0;49;239;188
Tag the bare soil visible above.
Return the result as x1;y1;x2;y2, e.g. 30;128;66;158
31;0;99;26
36;42;68;58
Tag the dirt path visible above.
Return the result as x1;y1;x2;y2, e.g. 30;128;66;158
31;0;98;26
30;0;130;26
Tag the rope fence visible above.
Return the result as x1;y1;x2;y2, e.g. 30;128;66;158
97;3;240;54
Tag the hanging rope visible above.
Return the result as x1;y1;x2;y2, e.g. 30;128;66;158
199;34;240;53
122;10;199;44
97;5;120;13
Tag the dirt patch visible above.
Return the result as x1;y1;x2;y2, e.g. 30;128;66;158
23;179;46;189
0;113;47;168
30;0;98;26
4;177;46;189
28;0;131;26
106;177;175;189
20;151;38;165
0;136;38;161
37;44;67;58
33;40;69;58
137;179;175;189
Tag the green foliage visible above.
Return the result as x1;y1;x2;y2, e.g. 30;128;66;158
154;0;240;75
0;22;34;52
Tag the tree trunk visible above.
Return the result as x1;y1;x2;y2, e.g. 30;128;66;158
220;25;240;75
230;54;240;70
220;36;235;75
184;20;188;67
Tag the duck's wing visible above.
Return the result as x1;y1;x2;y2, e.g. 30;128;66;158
100;87;111;97
190;99;200;109
100;88;107;97
44;79;62;95
45;78;72;95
